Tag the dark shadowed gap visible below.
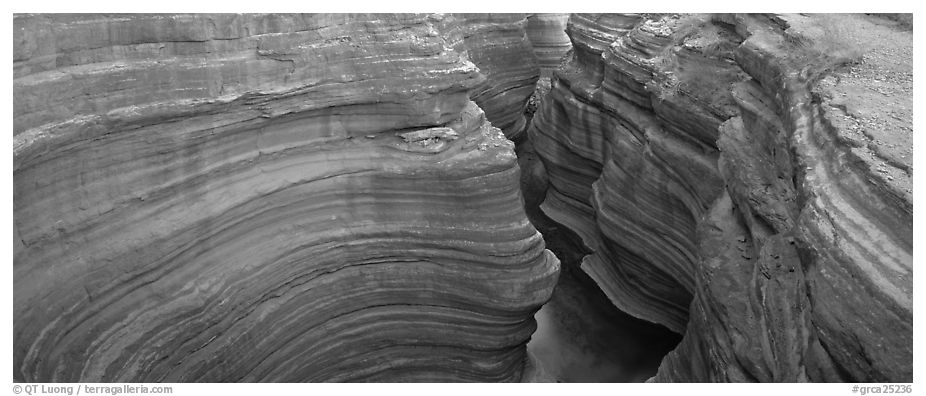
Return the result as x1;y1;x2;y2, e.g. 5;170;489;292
515;131;683;383
527;262;682;382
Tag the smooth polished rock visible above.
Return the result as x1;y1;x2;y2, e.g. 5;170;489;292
14;13;559;382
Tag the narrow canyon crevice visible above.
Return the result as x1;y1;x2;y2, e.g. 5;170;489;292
516;13;911;383
516;56;684;383
13;13;912;383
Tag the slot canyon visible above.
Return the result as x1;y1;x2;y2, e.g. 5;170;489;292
13;13;912;383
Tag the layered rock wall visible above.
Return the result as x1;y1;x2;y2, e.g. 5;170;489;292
457;14;539;139
13;13;558;382
529;13;735;334
526;14;571;77
528;13;912;382
653;14;912;382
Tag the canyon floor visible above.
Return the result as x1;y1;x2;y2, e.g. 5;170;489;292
527;265;681;382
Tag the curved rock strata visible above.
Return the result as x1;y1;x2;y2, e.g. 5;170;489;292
14;13;559;382
457;14;540;139
525;14;571;77
528;13;911;382
529;13;738;334
653;14;912;382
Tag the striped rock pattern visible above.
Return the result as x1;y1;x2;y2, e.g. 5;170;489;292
652;14;912;382
457;14;540;139
528;13;737;334
525;13;571;77
528;13;911;382
14;13;558;382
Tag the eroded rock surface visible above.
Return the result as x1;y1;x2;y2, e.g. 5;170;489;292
457;14;540;139
13;13;559;382
526;14;571;77
528;13;912;382
529;13;728;334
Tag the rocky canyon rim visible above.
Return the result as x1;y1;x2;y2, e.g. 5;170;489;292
12;13;913;383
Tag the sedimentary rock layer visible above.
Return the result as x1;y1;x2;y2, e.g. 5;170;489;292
14;13;559;382
457;14;540;139
652;14;912;382
526;14;571;77
529;13;737;334
528;13;912;382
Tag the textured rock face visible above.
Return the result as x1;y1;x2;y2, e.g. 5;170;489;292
14;13;559;382
525;14;571;77
653;14;912;382
528;13;911;382
457;14;540;139
529;13;724;334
